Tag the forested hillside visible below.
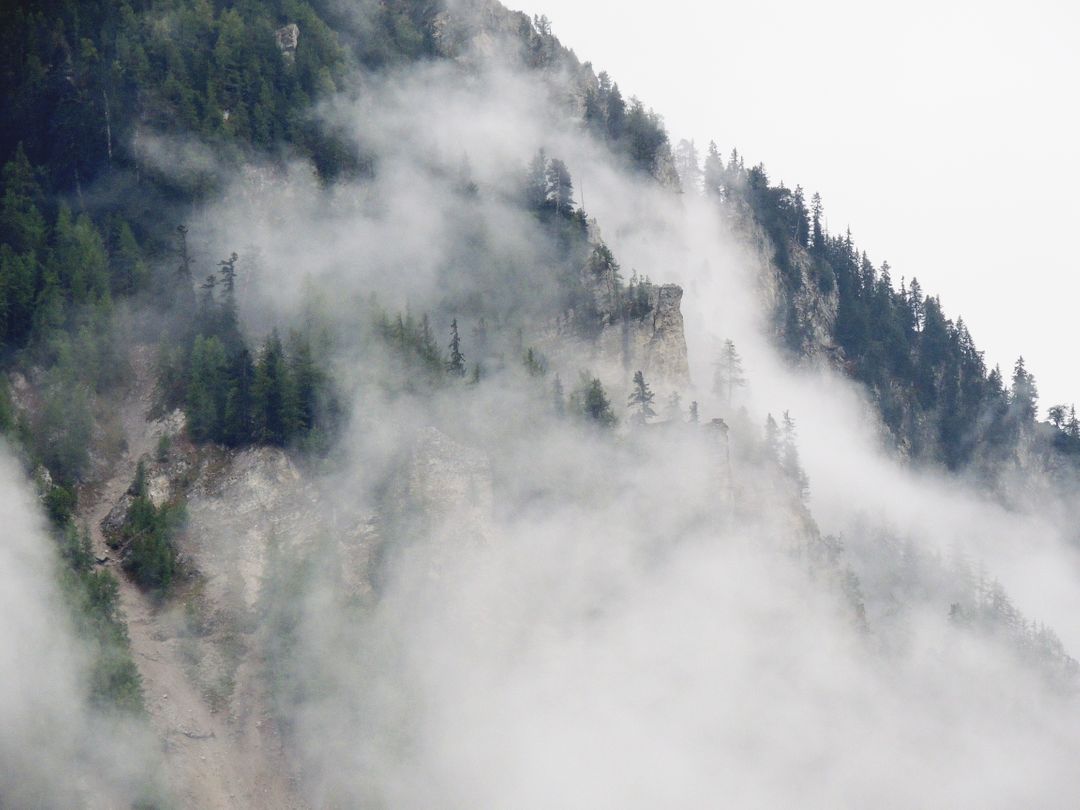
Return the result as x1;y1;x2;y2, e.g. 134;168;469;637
2;0;1077;705
664;140;1080;477
2;1;1079;807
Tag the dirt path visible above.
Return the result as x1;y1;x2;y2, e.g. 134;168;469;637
80;348;303;809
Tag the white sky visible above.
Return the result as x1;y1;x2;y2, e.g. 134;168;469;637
521;0;1080;411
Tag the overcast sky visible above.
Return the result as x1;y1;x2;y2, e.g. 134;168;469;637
520;0;1079;411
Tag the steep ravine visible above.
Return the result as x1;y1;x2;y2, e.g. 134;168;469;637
77;348;305;810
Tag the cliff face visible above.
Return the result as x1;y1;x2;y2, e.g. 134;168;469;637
79;343;496;808
735;211;840;364
594;283;690;387
541;274;691;396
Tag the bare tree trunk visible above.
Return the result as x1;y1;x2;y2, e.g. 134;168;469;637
103;88;113;166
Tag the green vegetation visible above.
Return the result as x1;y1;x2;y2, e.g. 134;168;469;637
584;71;674;177
40;482;145;713
570;373;616;428
120;461;185;594
698;145;1080;473
627;369;656;425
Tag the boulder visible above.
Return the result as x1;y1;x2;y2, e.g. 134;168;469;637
275;23;299;62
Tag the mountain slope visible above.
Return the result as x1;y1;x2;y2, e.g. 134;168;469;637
2;1;1080;808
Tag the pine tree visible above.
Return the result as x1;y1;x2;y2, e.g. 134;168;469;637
688;401;699;424
810;192;824;253
253;331;297;446
289;332;320;433
673;139;702;193
218;252;238;296
524;150;547;210
110;220;148;296
764;413;780;461
553;373;565;418
703;141;724;198
908;277;924;332
545;158;574;216
417;313;441;375
187;335;228;442
1010;356;1038;428
712;339;746;406
605;81;626;140
627;370;656;425
780;411;809;500
576;375;616;427
222;347;255;446
524;347;547;377
216;252;241;347
446;318;466;377
0;144;46;255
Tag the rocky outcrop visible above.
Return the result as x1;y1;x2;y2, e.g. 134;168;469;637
595;283;690;387
386;426;494;550
537;260;691;401
184;446;374;611
751;222;840;364
432;0;547;66
275;23;299;63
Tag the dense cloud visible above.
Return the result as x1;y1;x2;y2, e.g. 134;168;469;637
0;449;158;807
12;16;1079;808
158;40;1080;808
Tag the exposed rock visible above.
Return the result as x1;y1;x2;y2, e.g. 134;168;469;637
433;1;539;64
184;446;353;612
544;266;691;390
275;23;299;62
597;282;690;387
391;426;494;549
751;222;840;364
101;492;134;548
414;428;492;522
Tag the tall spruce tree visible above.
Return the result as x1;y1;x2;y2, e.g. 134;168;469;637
628;370;656;425
713;339;746;406
446;318;466;377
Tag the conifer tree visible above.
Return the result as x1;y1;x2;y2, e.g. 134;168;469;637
545;159;574;215
703;141;724;198
712;339;746;406
605;80;626;140
525;150;547;210
674;139;702;193
289;332;320;433
585;378;616;427
666;390;683;421
222;347;255;446
574;375;616;427
524;347;547;377
780;410;809;500
810;192;824;253
1010;356;1038;427
253;331;297;446
446;318;466;377
628;370;656;425
187;335;228;443
110;221;148;296
764;413;780;461
0;144;46;255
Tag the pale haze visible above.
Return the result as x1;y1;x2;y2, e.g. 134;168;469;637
522;0;1080;410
